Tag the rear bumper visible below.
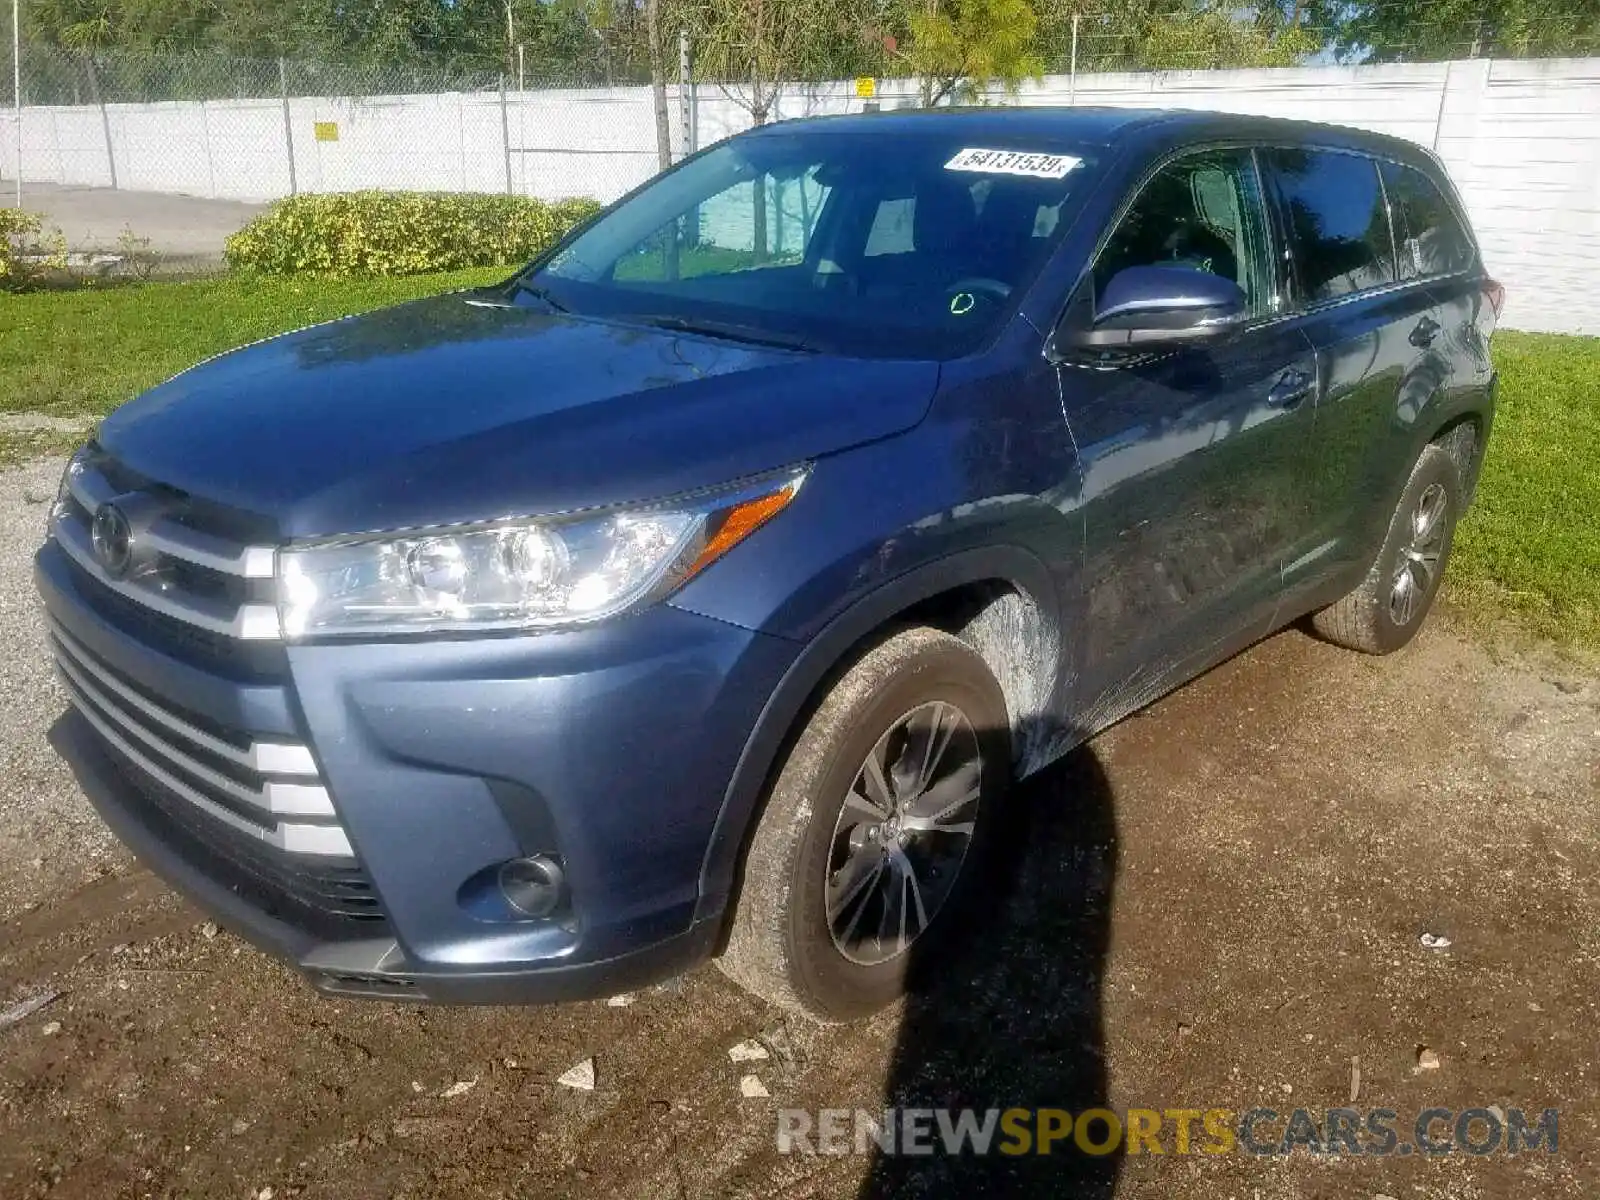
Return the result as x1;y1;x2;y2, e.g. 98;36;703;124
37;540;797;1003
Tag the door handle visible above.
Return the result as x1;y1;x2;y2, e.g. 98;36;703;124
1410;316;1441;348
1267;367;1313;409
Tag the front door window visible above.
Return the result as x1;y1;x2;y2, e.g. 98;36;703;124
1094;149;1276;319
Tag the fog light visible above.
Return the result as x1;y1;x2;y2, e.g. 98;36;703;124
497;854;566;919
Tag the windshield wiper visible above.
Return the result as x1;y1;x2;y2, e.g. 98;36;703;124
629;314;819;353
461;277;569;314
511;279;569;313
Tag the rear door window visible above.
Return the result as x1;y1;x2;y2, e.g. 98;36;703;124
1381;161;1475;279
1264;149;1396;304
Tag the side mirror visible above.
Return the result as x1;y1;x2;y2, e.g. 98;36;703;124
1067;265;1248;350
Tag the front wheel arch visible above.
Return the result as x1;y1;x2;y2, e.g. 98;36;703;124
692;544;1061;935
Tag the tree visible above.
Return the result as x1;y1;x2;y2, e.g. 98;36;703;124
512;0;624;83
687;0;845;125
1328;0;1600;62
684;0;855;262
1136;7;1316;68
646;0;674;173
1024;0;1325;73
897;0;1043;106
26;0;120;50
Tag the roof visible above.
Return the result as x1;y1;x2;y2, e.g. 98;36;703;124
748;105;1167;146
749;105;1428;162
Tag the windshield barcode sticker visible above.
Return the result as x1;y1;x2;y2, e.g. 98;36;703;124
944;148;1082;179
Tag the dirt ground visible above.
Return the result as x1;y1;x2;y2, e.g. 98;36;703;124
0;454;1596;1199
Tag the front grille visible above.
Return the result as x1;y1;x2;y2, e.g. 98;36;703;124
67;565;287;680
50;621;386;940
48;449;286;678
47;452;390;942
50;619;346;849
49;450;283;659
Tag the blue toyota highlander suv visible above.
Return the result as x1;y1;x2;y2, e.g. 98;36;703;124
37;108;1498;1020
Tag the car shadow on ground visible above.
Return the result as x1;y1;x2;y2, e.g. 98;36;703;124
860;744;1121;1197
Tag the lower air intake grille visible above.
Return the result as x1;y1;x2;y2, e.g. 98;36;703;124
104;736;390;942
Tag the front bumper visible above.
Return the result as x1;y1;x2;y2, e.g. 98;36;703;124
37;540;798;1002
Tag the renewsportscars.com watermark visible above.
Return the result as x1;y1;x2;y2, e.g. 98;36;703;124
776;1106;1559;1158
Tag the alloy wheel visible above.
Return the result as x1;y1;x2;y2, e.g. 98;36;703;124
824;700;983;966
1389;480;1449;627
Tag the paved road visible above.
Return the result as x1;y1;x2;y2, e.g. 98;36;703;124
1;454;1596;1199
4;181;267;264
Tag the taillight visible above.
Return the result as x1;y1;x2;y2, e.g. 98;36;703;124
1482;278;1505;320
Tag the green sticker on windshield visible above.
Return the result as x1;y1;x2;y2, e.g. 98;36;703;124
950;292;976;316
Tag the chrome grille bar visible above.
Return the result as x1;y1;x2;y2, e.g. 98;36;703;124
61;681;352;858
146;519;277;579
51;505;281;641
66;460;276;579
49;620;317;777
56;655;334;819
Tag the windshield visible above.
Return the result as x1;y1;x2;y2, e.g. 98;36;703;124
525;128;1099;359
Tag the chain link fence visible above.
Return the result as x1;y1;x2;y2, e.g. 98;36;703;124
4;12;1600;212
3;42;680;208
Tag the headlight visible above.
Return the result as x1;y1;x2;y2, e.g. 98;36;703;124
277;469;805;638
51;453;86;523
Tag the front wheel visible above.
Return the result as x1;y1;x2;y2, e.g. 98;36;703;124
1312;443;1462;655
717;627;1011;1022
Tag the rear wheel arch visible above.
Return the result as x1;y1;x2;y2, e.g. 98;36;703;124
1429;411;1486;500
1311;441;1462;655
693;545;1063;932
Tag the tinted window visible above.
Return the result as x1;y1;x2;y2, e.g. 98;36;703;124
1266;149;1396;303
1095;149;1276;317
1381;161;1474;279
536;132;1098;359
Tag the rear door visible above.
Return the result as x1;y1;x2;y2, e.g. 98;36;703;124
1380;158;1497;421
1260;146;1448;607
1060;146;1318;723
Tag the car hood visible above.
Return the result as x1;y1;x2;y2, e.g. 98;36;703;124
96;293;940;538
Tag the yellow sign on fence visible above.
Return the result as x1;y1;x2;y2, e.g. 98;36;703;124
854;77;877;99
313;121;339;142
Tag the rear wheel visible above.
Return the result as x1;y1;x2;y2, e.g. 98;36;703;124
1311;443;1461;655
717;627;1010;1022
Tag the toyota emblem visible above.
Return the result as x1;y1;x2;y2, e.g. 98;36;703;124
91;503;134;577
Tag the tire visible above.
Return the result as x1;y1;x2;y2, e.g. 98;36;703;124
716;627;1011;1022
1311;443;1462;655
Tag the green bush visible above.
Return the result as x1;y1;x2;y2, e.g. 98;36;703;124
224;191;602;276
2;209;68;291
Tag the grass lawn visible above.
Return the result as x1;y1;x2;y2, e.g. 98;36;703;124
0;273;1595;648
0;268;506;419
1448;332;1600;649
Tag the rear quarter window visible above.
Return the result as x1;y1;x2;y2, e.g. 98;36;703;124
1381;160;1475;279
1265;148;1397;304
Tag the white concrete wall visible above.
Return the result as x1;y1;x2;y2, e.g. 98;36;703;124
3;58;1598;333
1430;58;1600;338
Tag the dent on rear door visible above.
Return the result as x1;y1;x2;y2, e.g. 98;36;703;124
1426;272;1496;413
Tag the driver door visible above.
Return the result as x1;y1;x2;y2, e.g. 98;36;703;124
1059;147;1319;721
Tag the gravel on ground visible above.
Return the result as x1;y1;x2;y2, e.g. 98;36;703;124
1;454;1596;1199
